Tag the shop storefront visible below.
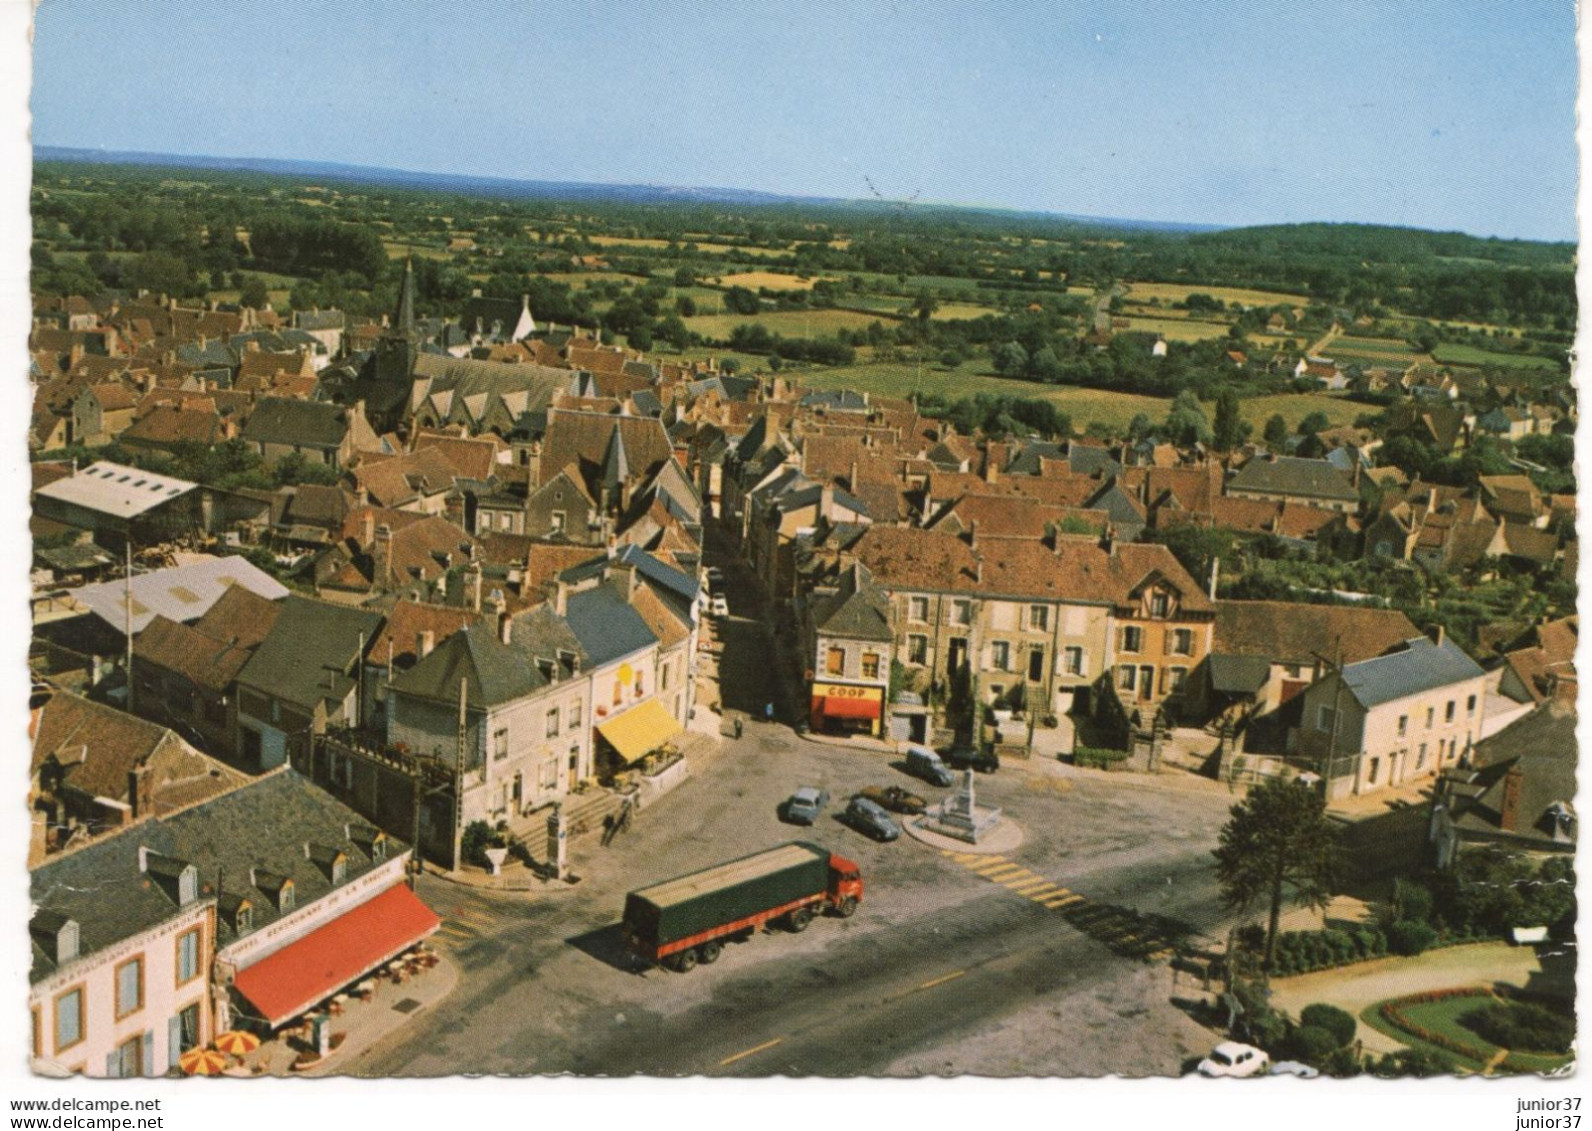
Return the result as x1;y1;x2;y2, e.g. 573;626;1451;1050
808;681;885;738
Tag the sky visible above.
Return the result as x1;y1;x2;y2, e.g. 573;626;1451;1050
29;0;1580;240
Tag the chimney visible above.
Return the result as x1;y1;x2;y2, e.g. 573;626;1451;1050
984;458;998;485
1499;764;1524;832
415;630;435;660
819;482;835;515
1426;624;1445;648
373;524;393;586
498;609;513;646
359;507;375;547
127;765;152;820
485;587;507;621
850;460;859;490
1208;558;1220;601
967;520;979;551
465;562;483;612
554;580;569;616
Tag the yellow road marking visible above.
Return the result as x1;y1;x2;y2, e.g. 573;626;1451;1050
1044;894;1085;909
998;871;1043;888
1025;886;1062;901
966;857;1010;874
719;1037;784;1066
984;866;1031;883
1008;878;1055;894
919;970;966;990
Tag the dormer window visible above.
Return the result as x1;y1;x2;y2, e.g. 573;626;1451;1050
236;903;254;934
142;851;199;907
30;911;78;965
1149;592;1170;618
279;880;295;913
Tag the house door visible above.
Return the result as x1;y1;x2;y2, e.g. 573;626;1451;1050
1139;666;1155;701
946;637;967;675
567;753;579;791
512;772;523;807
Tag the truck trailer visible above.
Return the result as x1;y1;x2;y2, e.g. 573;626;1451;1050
622;841;862;971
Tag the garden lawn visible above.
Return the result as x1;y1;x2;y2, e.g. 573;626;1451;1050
1361;993;1573;1075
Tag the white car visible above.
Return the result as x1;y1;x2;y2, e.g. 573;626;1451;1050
1270;1060;1320;1079
1197;1042;1270;1078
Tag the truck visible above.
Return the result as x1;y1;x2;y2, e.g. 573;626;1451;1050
622;842;863;971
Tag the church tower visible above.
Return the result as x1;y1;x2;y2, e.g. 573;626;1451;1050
374;256;420;387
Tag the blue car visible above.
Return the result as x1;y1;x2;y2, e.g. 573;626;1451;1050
783;786;829;825
844;797;901;842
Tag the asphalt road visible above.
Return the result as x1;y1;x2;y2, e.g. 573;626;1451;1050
349;740;1232;1077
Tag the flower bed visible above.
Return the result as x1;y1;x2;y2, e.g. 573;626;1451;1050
1367;988;1574;1075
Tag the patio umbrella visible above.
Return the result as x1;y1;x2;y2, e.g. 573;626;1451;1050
213;1031;261;1056
178;1047;229;1076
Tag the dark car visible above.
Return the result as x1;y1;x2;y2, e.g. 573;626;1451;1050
843;797;901;841
782;786;829;825
856;785;928;816
945;743;999;773
704;567;725;593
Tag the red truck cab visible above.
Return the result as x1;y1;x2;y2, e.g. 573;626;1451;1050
828;852;863;916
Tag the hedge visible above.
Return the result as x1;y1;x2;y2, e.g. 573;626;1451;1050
1073;746;1130;769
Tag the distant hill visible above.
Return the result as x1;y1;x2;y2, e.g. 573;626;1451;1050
1189;221;1573;267
33;145;1220;234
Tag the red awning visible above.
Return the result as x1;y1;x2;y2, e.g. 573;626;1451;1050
232;883;440;1028
820;695;880;720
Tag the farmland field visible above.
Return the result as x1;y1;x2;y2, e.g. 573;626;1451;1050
1432;343;1564;371
684;309;886;339
787;361;1364;434
1122;315;1233;342
1122;281;1310;308
711;270;836;291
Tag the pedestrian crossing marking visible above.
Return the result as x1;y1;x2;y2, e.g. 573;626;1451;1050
940;851;1183;964
966;856;1010;873
984;865;1031;882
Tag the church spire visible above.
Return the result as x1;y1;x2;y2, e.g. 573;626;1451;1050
393;255;417;337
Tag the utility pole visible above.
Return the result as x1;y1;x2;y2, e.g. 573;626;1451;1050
123;541;134;714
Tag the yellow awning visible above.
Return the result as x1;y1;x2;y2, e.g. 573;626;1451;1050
597;698;682;763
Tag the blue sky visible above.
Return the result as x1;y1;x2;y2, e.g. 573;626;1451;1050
30;0;1579;240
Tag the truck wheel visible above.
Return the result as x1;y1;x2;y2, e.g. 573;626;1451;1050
672;949;699;973
834;895;858;918
698;940;722;964
787;907;814;932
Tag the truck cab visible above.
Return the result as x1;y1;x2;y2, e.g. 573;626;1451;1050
827;852;863;916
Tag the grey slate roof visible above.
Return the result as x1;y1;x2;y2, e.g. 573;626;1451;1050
812;566;892;642
1228;455;1358;502
389;619;553;710
1206;654;1272;695
1339;635;1485;709
236;595;383;711
242;397;354;450
30;769;403;982
563;585;659;666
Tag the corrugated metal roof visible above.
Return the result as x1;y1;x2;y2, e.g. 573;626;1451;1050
35;460;198;520
69;555;288;635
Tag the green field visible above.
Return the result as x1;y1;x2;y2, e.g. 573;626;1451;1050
684;309;886;340
787;361;1361;434
1122;315;1233;342
1123;281;1310;308
1432;343;1564;371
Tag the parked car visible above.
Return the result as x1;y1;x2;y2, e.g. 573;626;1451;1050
856;785;928;816
904;744;954;787
783;786;829;825
1196;1042;1270;1078
945;742;999;774
709;595;730;617
843;797;901;841
704;567;725;592
1269;1061;1320;1079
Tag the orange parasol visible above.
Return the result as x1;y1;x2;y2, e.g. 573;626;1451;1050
213;1031;261;1056
178;1046;229;1075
